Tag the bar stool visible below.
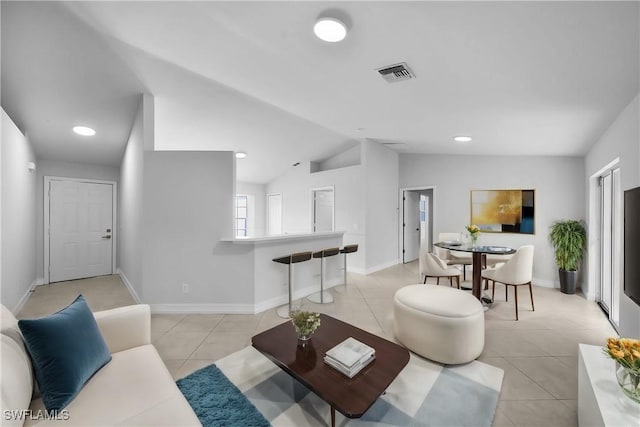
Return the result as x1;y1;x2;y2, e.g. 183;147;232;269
340;244;358;288
273;251;313;318
307;247;340;304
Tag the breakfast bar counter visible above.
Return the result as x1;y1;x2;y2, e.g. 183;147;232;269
221;232;345;313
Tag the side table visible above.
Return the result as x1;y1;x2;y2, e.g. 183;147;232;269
578;343;640;426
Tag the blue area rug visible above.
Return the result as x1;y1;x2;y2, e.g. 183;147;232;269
213;346;504;427
177;364;269;427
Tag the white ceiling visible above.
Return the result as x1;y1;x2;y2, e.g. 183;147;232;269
2;1;638;183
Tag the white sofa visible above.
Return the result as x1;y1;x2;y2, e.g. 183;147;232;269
1;304;201;427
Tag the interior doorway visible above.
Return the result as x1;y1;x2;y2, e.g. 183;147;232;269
44;177;117;283
312;187;334;232
401;187;434;264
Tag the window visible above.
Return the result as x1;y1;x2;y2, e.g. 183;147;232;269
236;195;248;237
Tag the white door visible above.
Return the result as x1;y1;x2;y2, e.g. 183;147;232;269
403;191;420;263
267;193;282;235
312;188;334;232
49;180;113;282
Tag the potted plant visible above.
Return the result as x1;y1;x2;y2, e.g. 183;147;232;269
549;219;587;294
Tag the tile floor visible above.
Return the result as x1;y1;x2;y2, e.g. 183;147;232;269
18;262;617;427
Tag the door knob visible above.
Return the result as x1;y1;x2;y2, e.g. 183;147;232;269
102;235;111;239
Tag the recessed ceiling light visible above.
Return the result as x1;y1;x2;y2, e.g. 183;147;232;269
235;152;247;159
314;17;348;42
454;136;472;143
73;126;95;136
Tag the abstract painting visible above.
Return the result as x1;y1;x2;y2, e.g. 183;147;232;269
470;189;535;234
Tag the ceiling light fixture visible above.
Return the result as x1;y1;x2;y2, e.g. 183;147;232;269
453;136;472;143
235;152;247;159
314;17;348;42
73;126;96;136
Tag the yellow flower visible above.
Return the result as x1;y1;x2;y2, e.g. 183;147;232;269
604;337;640;374
610;348;625;359
466;224;480;234
621;338;635;349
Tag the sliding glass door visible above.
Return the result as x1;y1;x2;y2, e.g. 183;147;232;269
599;168;621;327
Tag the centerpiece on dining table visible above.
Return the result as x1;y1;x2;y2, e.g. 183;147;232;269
603;337;640;403
466;224;480;247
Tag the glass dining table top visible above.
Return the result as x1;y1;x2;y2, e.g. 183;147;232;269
434;241;516;254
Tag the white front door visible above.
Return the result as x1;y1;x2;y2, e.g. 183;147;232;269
49;180;113;282
403;191;420;263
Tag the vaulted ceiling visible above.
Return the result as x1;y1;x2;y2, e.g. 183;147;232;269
2;1;638;183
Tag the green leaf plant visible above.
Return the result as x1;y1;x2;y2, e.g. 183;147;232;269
549;220;587;271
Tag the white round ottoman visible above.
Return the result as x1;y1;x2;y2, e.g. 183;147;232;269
393;284;484;364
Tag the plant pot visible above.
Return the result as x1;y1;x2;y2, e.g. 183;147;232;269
559;269;577;294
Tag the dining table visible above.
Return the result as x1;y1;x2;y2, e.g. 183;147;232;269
433;241;516;303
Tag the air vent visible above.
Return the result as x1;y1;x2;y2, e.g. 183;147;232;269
376;62;415;83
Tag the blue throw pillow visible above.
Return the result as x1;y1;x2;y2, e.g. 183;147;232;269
18;295;111;412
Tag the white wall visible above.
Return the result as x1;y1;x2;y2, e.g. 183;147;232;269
118;98;146;300
264;140;402;274
35;159;120;281
1;109;37;311
141;151;251;306
364;140;400;273
585;94;640;338
266;162;315;235
266;161;366;272
312;165;366;272
399;154;585;287
236;181;266;237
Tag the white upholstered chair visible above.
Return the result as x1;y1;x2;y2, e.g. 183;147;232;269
485;253;514;269
433;232;461;260
435;232;472;280
481;245;535;320
420;250;461;288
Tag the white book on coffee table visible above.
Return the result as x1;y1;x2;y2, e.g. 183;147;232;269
324;353;375;378
325;337;375;369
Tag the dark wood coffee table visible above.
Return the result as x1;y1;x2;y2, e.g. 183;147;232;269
251;314;410;427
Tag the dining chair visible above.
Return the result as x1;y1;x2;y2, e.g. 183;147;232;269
434;232;472;280
433;232;461;259
420;250;461;288
481;245;535;320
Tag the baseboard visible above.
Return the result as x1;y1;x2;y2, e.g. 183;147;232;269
349;267;367;275
151;277;343;315
116;269;142;304
150;303;256;314
532;277;557;288
254;277;343;313
364;259;400;275
12;278;41;314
